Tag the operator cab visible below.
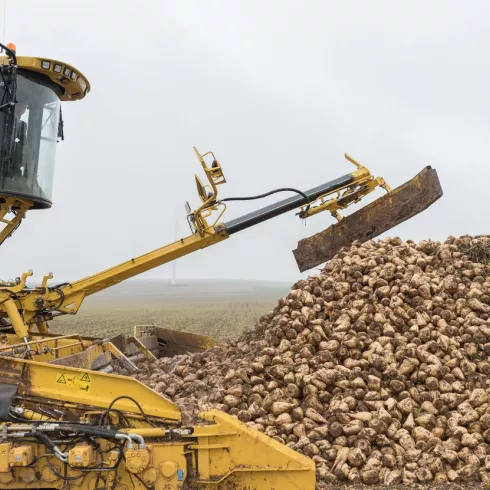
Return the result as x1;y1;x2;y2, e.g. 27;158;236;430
0;43;90;209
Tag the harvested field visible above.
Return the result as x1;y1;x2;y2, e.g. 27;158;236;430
134;235;490;488
53;279;288;342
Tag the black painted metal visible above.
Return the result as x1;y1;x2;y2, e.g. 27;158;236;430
224;173;354;235
0;383;18;421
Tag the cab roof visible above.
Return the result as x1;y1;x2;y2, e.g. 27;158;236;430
0;55;90;101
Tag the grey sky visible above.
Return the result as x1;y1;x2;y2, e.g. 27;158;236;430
1;0;488;283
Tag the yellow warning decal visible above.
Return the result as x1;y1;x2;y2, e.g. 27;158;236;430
56;372;91;393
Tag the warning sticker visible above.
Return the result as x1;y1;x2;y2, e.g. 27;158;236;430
56;372;91;393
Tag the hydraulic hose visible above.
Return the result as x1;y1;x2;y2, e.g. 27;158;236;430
221;187;311;213
34;433;68;462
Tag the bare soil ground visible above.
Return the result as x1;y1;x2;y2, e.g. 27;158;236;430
52;278;289;342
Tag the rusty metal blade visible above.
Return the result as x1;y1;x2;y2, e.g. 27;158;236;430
154;327;217;357
293;166;443;272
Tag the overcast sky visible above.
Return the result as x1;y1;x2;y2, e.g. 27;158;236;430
1;0;488;283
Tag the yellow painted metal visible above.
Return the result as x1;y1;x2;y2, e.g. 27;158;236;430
0;415;315;489
35;321;50;334
0;197;32;245
124;447;151;473
2;298;28;340
17;408;53;421
127;335;157;361
0;353;317;489
151;444;188;488
0;55;91;101
302;175;390;219
192;147;227;235
0;443;11;473
298;153;392;220
189;410;315;488
2;329;209;370
49;228;226;318
103;341;138;372
0;393;317;489
1;334;92;362
68;445;96;468
8;446;35;467
0;270;32;293
62;222;227;299
120;427;167;437
0;356;181;421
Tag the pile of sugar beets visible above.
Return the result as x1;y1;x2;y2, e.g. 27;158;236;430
135;235;490;487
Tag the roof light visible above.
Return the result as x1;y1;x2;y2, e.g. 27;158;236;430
53;64;62;73
6;43;16;53
63;67;71;77
79;78;87;92
70;71;77;81
41;60;50;70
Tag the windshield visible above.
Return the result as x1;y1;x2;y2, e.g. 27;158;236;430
0;70;60;208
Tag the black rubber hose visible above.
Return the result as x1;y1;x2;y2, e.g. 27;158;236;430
220;187;311;212
34;432;59;453
103;395;156;427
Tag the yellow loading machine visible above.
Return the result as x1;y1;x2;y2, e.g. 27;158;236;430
0;42;442;489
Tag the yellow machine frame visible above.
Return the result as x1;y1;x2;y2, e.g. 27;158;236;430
0;355;315;489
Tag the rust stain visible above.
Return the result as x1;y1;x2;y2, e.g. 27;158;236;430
293;166;443;272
